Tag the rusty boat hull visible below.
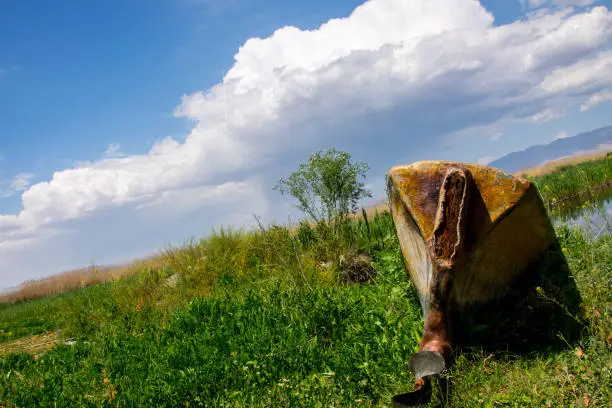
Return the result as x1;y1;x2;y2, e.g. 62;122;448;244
387;160;556;407
388;160;555;309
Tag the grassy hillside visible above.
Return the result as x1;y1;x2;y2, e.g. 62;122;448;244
2;154;609;305
0;160;610;407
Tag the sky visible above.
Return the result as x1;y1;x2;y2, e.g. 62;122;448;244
1;0;612;289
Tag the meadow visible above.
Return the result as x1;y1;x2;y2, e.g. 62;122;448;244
0;157;610;407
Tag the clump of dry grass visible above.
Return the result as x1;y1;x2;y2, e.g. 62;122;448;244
0;331;66;358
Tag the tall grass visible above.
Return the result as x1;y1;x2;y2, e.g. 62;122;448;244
0;211;398;344
530;156;611;207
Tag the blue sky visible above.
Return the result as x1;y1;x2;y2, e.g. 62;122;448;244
0;0;365;211
1;0;612;289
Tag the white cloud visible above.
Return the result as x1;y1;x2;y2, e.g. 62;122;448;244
580;89;612;110
539;50;612;94
553;131;570;140
0;179;270;288
529;107;567;123
10;173;35;192
0;173;36;198
2;0;612;286
104;143;124;158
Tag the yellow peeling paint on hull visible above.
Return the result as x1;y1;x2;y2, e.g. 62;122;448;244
387;161;556;307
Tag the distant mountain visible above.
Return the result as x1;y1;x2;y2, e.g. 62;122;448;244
490;125;612;173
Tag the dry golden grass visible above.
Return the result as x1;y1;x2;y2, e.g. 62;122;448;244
349;200;390;220
514;149;611;178
0;255;165;304
0;331;64;357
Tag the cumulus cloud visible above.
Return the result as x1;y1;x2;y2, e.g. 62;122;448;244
554;131;570;140
0;178;270;288
2;0;612;285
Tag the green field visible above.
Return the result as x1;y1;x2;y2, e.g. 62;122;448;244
0;162;610;407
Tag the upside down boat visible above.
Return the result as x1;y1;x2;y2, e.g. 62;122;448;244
386;161;556;407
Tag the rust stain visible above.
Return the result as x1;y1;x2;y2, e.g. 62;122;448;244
430;168;471;266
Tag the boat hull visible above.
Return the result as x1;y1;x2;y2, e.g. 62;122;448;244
387;160;556;309
387;160;557;406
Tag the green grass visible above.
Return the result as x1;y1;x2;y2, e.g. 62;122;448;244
444;224;611;407
0;286;423;407
0;296;64;343
0;161;610;407
530;157;611;207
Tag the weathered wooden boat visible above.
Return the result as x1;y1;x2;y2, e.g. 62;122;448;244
386;160;556;407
